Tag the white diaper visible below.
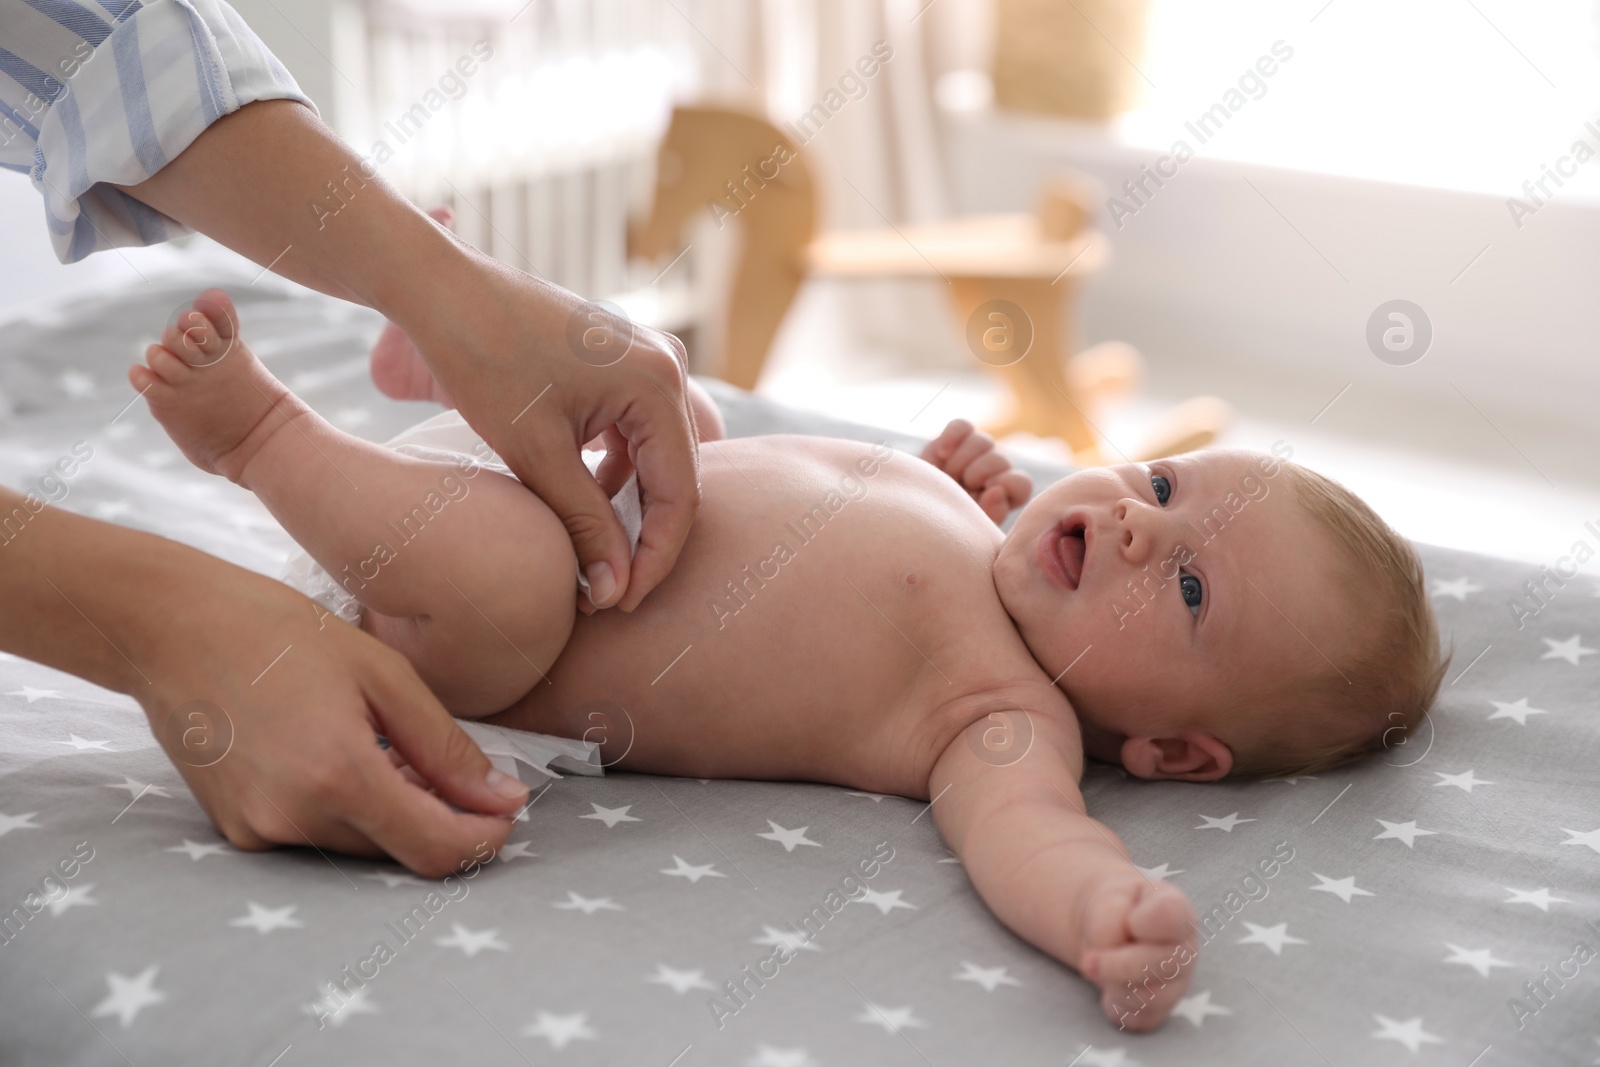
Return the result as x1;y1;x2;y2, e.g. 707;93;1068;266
279;409;643;626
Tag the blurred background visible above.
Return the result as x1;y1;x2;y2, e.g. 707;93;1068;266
3;0;1597;572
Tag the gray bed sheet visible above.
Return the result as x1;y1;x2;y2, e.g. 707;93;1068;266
1;265;1596;1066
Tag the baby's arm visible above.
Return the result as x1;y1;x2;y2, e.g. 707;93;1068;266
929;707;1197;1031
920;420;1032;524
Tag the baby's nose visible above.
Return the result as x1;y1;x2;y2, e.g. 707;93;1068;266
1113;498;1161;565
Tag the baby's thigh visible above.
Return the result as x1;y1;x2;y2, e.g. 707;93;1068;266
368;464;579;715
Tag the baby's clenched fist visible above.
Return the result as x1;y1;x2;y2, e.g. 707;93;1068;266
1076;874;1198;1031
920;418;1033;524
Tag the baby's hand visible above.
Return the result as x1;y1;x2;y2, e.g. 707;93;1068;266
920;419;1033;524
1077;874;1198;1032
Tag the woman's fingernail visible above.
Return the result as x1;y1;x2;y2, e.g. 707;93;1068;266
586;561;615;606
486;767;527;800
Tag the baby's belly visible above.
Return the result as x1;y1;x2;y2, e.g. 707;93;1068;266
483;435;1005;797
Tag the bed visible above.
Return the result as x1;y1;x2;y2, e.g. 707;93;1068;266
1;261;1596;1067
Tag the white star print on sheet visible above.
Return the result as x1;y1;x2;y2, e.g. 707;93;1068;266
1561;827;1600;854
1309;874;1374;903
1434;769;1493;792
1136;863;1184;879
6;687;62;703
1540;635;1595;665
497;841;538;862
0;811;40;837
553;891;624;915
952;962;1022;991
1172;990;1232;1027
846;791;894;801
745;1045;815;1067
1236;922;1307;955
1078;1048;1141;1067
855;888;917;915
1488;697;1549;725
363;871;428;888
166;839;229;861
660;855;726;883
59;370;95;397
57;734;111;751
47;883;98;917
856;1002;925;1034
646;963;716;994
1430;577;1482;600
580;803;640;828
105;777;172;800
92;965;166;1028
523;1011;596;1049
229;902;303;934
1195;812;1255;832
435;924;509;957
1442;944;1513;978
1371;1014;1445;1053
752;925;821;954
1504;887;1569;912
1374;819;1437;847
757;821;821;851
307;986;379;1028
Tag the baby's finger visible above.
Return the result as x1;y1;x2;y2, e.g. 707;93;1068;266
1091;943;1193;1030
1129;882;1199;947
944;430;993;482
921;419;972;465
961;450;1010;491
977;483;1010;525
995;469;1033;508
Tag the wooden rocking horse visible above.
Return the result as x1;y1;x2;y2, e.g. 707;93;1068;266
629;104;1229;465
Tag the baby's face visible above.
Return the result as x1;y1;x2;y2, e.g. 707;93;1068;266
993;449;1350;751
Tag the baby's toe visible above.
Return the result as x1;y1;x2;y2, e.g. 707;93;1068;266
162;303;234;366
191;289;239;344
142;342;190;385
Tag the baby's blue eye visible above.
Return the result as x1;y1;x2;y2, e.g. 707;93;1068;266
1151;472;1172;506
1180;574;1203;617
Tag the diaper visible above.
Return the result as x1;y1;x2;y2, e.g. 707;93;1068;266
280;409;642;626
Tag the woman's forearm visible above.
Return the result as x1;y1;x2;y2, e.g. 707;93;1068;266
0;485;190;696
114;99;478;329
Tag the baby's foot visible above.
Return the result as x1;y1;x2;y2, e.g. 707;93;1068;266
369;206;454;407
130;289;310;486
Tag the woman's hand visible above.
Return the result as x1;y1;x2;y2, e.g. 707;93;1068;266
131;557;529;877
126;550;524;876
397;244;704;617
920;418;1033;524
0;487;528;877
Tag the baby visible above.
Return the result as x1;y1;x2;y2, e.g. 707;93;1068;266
131;291;1446;1032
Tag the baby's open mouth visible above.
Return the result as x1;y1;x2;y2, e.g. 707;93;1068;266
1038;519;1088;591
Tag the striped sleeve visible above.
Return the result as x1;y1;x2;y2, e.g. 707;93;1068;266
0;0;317;263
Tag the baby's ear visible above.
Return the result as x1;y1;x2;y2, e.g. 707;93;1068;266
1121;732;1232;782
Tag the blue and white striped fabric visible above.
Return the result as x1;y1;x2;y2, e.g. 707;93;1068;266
0;0;314;263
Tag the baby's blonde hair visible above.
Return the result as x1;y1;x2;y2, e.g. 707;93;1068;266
1226;462;1449;779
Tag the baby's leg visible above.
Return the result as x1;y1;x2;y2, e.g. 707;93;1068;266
131;290;576;717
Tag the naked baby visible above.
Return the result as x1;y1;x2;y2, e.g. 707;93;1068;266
131;290;1445;1032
